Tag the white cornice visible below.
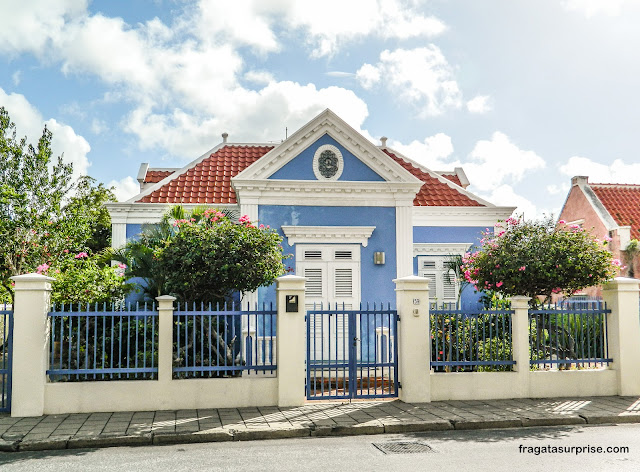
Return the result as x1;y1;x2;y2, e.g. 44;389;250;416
580;185;619;231
414;243;473;256
106;202;239;224
233;179;422;207
234;109;422;185
281;226;375;247
412;206;516;227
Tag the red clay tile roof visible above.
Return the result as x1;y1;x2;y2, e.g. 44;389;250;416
383;149;483;207
440;174;462;187
144;170;175;183
590;184;640;240
137;145;274;204
136;145;482;207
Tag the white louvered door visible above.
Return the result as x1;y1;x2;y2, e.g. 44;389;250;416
297;245;360;363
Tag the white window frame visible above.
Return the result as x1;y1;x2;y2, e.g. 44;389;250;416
414;243;472;304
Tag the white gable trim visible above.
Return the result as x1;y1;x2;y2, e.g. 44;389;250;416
382;146;497;208
282;226;375;247
413;243;473;257
413;206;516;227
232;179;422;207
234;109;422;185
579;185;619;231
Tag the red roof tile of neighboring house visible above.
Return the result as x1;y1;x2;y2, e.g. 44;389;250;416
143;170;175;183
137;145;274;204
382;149;483;207
590;183;640;240
440;174;462;187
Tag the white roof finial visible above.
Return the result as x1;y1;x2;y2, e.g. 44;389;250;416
380;136;388;148
222;132;229;143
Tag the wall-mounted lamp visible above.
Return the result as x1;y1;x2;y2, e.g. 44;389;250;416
373;251;385;265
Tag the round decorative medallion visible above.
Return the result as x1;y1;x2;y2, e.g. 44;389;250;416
313;144;344;181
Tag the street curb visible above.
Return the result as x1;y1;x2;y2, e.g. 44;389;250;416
452;418;523;430
67;434;152;450
233;427;311;441
3;415;640;452
383;420;453;433
152;430;233;445
581;415;640;425
521;416;586;427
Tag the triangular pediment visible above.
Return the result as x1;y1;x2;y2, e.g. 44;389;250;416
234;109;422;185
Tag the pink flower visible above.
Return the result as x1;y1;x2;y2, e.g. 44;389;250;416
603;235;612;242
74;252;89;259
36;263;49;274
239;215;251;224
496;281;503;288
519;266;526;271
558;220;566;225
118;263;127;269
612;259;622;267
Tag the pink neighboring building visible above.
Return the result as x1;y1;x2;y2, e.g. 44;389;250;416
558;176;640;296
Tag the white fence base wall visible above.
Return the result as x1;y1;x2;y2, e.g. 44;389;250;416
528;370;617;398
43;378;278;415
430;369;618;402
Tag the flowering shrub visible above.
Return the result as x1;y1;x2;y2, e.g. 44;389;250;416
461;216;617;305
120;206;288;303
42;252;133;305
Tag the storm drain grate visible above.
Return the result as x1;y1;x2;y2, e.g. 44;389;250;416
372;441;434;454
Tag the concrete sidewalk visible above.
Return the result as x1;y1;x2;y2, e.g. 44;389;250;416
1;396;639;452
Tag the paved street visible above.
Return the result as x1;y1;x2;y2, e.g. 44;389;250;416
0;396;639;452
1;423;639;471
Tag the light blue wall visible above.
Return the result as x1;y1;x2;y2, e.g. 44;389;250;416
268;134;385;181
412;226;487;306
126;224;143;241
257;205;396;305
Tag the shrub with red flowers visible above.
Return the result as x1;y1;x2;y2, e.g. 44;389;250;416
461;216;617;306
120;206;288;304
38;251;133;305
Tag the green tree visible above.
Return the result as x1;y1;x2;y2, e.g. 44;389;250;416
0;106;119;303
461;216;617;306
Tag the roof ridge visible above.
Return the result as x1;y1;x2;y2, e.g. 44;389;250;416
590;182;640;188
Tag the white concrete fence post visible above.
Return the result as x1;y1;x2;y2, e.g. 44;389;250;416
156;295;177;384
602;277;640;396
394;275;431;403
10;273;55;417
509;296;532;397
275;275;306;407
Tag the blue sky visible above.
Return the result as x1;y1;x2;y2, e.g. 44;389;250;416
1;0;640;218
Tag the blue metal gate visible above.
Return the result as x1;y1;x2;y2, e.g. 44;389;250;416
306;304;398;400
0;305;13;413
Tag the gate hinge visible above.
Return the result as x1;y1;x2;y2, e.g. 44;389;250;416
398;382;402;389
397;315;400;321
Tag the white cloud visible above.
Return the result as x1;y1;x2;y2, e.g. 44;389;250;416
0;87;90;179
11;70;21;85
562;0;640;17
479;184;538;220
0;0;86;55
356;46;462;116
559;156;640;183
326;71;355;78
90;118;107;134
283;0;446;57
107;176;139;202
466;95;492;114
465;132;546;192
388;133;458;169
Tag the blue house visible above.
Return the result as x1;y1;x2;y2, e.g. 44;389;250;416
107;109;514;309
